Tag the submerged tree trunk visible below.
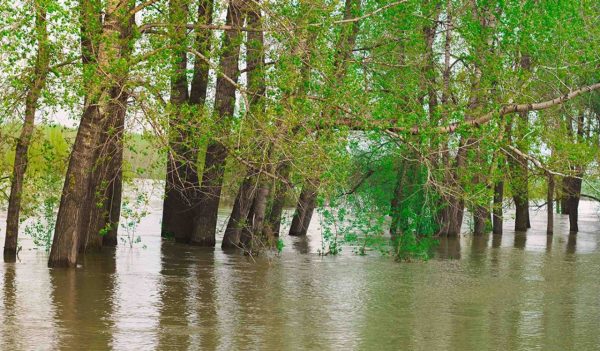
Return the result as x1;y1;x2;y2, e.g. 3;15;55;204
566;175;583;232
492;180;503;234
288;0;361;237
509;116;530;232
162;0;213;242
222;175;256;248
289;183;318;236
79;0;134;252
264;162;291;236
190;1;244;246
547;174;554;235
80;90;128;252
222;3;267;249
4;2;49;262
473;205;490;236
49;0;134;267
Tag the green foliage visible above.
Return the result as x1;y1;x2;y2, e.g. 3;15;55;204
120;192;149;249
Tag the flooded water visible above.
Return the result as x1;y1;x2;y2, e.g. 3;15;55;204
1;198;600;350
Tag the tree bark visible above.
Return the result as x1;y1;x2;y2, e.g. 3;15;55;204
79;0;135;252
473;205;490;236
80;89;128;251
161;0;213;242
4;1;50;262
566;174;583;232
492;180;503;234
547;174;554;235
49;0;134;267
190;1;244;246
289;182;318;236
222;175;256;248
264;162;291;236
222;3;268;249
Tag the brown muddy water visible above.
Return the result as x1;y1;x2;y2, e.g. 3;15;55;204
1;199;600;350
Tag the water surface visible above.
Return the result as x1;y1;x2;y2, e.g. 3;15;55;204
1;201;600;350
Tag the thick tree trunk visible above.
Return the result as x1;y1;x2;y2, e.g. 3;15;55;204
161;0;213;242
444;139;468;237
547;174;554;235
251;186;269;239
492;180;503;234
222;3;267;249
49;0;133;267
447;199;465;236
49;105;102;267
514;199;529;231
79;1;134;252
473;205;490;236
4;2;49;262
289;182;318;237
190;1;244;246
567;176;582;232
264;162;290;236
510;144;529;231
222;175;256;248
80;90;128;252
162;0;194;242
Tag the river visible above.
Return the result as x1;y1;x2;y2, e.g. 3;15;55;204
1;196;599;350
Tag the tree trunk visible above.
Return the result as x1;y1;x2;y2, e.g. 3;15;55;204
473;205;490;236
514;199;529;231
189;1;244;246
567;176;582;232
287;0;361;238
161;0;213;242
222;2;267;249
492;180;503;234
289;183;318;236
389;162;407;238
49;0;133;267
4;2;49;262
560;177;570;215
222;175;256;248
547;174;554;235
80;89;128;252
264;162;290;236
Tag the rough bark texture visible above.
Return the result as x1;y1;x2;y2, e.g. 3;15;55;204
161;0;213;242
222;175;256;248
80;89;128;252
565;175;583;232
473;205;490;236
492;180;503;234
509;114;530;232
289;183;318;236
264;162;291;237
547;174;554;235
79;0;134;252
190;1;244;246
4;2;49;262
49;0;133;267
